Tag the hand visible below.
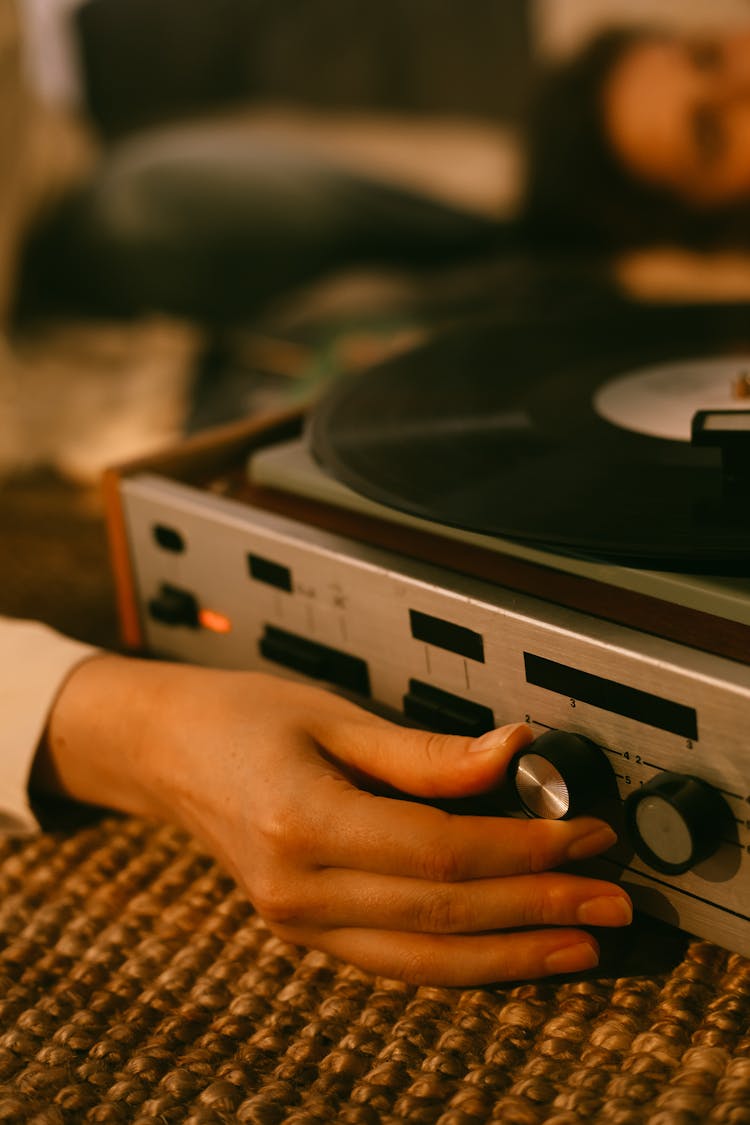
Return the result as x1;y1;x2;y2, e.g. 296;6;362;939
36;655;631;986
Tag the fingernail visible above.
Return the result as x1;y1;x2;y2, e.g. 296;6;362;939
470;722;530;753
565;823;618;861
577;895;633;927
544;942;599;976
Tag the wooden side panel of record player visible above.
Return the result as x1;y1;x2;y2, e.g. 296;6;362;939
102;408;304;649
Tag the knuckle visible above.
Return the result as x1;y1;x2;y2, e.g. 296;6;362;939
525;822;566;873
397;948;436;987
422;731;450;768
416;836;465;884
413;888;471;934
255;800;306;859
517;875;562;927
250;870;303;926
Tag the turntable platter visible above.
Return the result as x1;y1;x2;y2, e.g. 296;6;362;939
310;303;750;569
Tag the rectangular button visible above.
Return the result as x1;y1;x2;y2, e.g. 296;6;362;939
409;610;484;662
260;626;370;697
248;553;292;592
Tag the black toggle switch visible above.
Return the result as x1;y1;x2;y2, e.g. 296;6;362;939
148;584;199;628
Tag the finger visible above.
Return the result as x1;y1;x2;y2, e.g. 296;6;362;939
273;924;601;987
286;869;632;933
304;776;618;878
308;716;535;799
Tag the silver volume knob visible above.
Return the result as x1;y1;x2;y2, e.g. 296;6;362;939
510;730;615;820
624;772;731;875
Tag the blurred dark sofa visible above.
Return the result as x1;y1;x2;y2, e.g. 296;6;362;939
23;0;534;327
75;0;533;140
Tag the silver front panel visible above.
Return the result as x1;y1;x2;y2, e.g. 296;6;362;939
122;473;750;956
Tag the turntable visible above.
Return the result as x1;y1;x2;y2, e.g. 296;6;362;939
104;299;750;958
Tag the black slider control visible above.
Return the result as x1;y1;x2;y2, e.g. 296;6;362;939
509;729;615;820
403;680;494;737
148;583;199;628
624;772;731;875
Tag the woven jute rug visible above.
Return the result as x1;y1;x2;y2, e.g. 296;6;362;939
0;816;748;1125
1;472;749;1125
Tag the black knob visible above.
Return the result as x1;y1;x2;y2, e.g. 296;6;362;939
624;772;730;875
509;730;615;820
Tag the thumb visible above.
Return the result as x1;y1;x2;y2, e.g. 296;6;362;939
325;718;534;799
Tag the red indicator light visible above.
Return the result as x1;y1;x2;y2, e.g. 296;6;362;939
198;608;232;634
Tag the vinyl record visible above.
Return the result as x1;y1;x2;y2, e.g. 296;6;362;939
310;302;750;569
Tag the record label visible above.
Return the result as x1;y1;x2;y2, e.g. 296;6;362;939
594;357;750;442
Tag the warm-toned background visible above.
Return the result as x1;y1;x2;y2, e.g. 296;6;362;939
2;0;750;1119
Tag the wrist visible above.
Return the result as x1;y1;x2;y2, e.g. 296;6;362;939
32;652;175;822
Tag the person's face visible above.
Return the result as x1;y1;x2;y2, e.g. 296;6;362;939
603;32;750;207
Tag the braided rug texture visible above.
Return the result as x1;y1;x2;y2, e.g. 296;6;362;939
0;818;748;1125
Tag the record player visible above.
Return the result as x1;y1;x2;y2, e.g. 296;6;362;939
104;298;750;958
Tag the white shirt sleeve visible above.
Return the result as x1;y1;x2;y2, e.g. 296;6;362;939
0;616;98;833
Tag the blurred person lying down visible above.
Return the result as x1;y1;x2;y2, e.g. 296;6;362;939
17;0;516;325
524;22;750;299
